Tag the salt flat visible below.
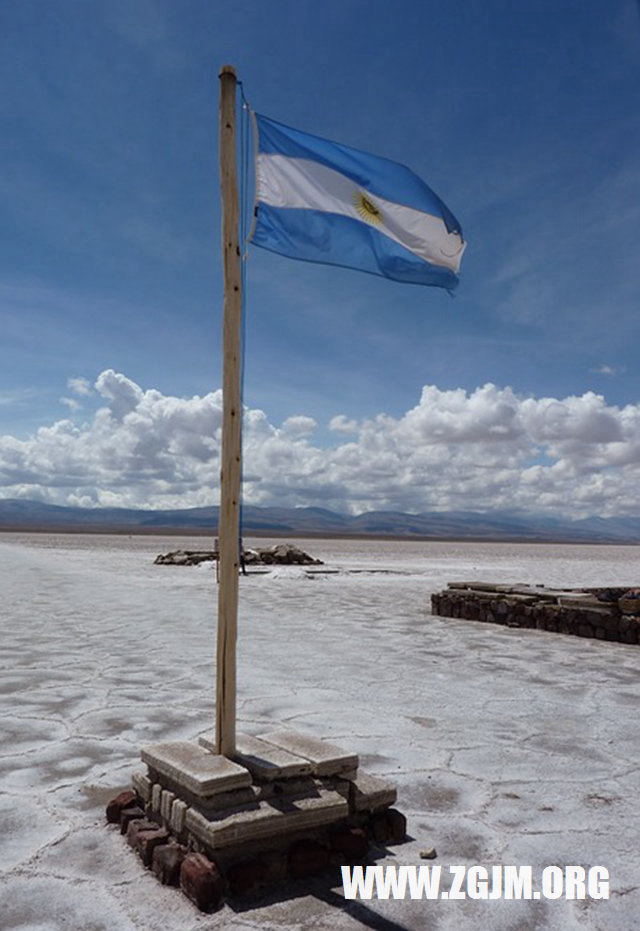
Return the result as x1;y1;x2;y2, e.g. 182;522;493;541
1;533;639;930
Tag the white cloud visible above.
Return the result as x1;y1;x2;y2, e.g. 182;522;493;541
67;376;93;396
94;369;144;420
329;415;359;434
280;415;317;438
590;364;626;377
1;370;640;517
0;388;37;407
59;397;82;412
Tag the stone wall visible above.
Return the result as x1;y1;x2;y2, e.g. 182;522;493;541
431;582;640;645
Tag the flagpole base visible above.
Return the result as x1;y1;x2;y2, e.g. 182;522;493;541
106;730;406;910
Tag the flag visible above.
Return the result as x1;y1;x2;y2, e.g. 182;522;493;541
251;114;465;291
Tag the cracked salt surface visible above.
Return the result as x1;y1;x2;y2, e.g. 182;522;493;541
1;532;639;929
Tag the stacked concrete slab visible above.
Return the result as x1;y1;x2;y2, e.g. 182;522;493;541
431;582;640;645
107;730;404;911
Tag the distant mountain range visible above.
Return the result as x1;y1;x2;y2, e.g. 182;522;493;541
0;498;639;543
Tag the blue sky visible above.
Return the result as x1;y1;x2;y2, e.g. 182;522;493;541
2;0;640;517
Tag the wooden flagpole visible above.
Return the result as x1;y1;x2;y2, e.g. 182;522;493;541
216;64;242;757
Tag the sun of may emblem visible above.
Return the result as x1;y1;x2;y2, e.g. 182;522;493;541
353;190;383;225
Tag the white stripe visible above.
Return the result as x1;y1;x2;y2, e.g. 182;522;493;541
257;153;465;273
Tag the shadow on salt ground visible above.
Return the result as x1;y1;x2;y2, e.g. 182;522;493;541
316;885;417;931
226;861;416;931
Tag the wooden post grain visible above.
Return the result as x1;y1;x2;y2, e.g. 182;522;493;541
216;65;242;756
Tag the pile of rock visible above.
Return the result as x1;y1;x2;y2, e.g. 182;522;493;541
153;550;214;566
154;543;322;567
243;543;322;566
106;731;404;912
431;582;640;645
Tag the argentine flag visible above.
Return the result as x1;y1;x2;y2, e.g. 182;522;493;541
251;114;465;291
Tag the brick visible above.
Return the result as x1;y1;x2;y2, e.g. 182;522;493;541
119;806;146;835
180;852;225;913
288;839;330;879
226;858;269;896
329;825;368;860
126;817;157;847
386;809;407;843
370;810;389;843
136;826;170;867
106;789;136;823
370;808;407;844
152;843;188;886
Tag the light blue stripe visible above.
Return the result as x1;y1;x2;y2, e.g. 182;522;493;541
256;113;462;238
252;204;460;290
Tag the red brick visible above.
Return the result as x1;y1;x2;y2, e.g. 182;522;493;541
119;807;146;835
329;825;368;860
106;790;137;823
152;843;188;886
226;858;268;897
180;852;224;913
135;827;170;867
387;809;407;843
126;818;157;847
288;839;330;879
371;808;407;844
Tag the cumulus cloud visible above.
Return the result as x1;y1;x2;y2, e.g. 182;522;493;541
280;415;317;438
2;370;640;517
329;415;359;434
